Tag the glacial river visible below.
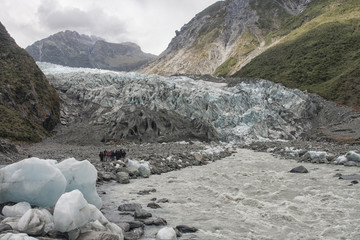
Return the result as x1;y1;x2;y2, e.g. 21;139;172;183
99;149;360;240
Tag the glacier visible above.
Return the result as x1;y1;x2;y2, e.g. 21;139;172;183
38;62;319;144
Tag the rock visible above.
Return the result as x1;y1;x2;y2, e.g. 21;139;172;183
344;161;358;167
138;165;150;178
176;225;198;233
156;227;177;240
134;209;152;219
137;189;156;195
290;166;309;173
77;231;121;240
124;227;144;240
118;203;142;212
117;222;130;232
0;224;12;232
339;174;360;180
126;166;139;178
116;172;130;184
0;139;18;154
102;172;117;181
157;198;169;203
194;153;202;162
127;221;144;230
326;153;336;162
147;202;161;209
181;234;200;240
143;217;167;226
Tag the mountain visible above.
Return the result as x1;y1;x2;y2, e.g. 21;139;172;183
0;22;60;142
26;30;156;71
140;0;311;76
233;0;360;106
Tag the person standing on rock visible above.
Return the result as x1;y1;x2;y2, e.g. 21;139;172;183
99;151;104;161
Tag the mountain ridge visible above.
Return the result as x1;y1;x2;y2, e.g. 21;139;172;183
26;30;156;72
139;0;311;76
233;0;360;106
0;22;60;142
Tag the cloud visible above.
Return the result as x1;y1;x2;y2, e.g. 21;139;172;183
1;0;220;54
37;0;128;41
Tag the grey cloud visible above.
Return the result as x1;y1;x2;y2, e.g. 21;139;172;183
37;0;127;40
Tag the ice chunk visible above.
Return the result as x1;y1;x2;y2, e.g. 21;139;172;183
0;233;38;240
346;151;360;162
53;190;93;232
53;189;122;238
17;209;53;235
56;158;102;208
128;160;151;178
308;151;327;159
0;158;66;207
156;227;177;240
335;155;347;164
2;202;31;217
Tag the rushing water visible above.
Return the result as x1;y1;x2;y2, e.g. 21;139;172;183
99;149;360;240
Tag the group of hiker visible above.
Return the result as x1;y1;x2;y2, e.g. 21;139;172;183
99;149;126;161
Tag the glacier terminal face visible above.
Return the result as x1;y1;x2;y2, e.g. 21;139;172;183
38;62;318;144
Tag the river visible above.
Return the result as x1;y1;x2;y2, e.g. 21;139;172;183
99;148;360;240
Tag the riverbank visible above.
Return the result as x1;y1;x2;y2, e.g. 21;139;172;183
99;148;360;240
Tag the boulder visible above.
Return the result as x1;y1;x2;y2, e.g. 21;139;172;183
176;225;198;233
77;231;121;240
126;166;139;178
134;209;152;219
118;203;142;212
116;172;130;184
156;227;177;240
147;202;161;209
290;166;309;173
138;165;150;178
124;222;142;231
124;227;144;240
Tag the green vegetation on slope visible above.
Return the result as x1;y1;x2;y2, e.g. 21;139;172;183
233;0;360;106
0;22;60;142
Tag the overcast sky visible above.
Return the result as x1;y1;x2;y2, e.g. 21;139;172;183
0;0;220;55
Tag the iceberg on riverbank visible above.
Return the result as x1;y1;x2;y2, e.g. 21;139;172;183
0;157;101;208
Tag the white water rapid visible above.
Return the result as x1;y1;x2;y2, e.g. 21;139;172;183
99;149;360;240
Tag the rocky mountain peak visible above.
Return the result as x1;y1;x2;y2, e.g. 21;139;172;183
140;0;311;76
26;31;156;71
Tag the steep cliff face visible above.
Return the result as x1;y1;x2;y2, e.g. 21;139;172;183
140;0;311;76
26;30;156;71
0;22;60;142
